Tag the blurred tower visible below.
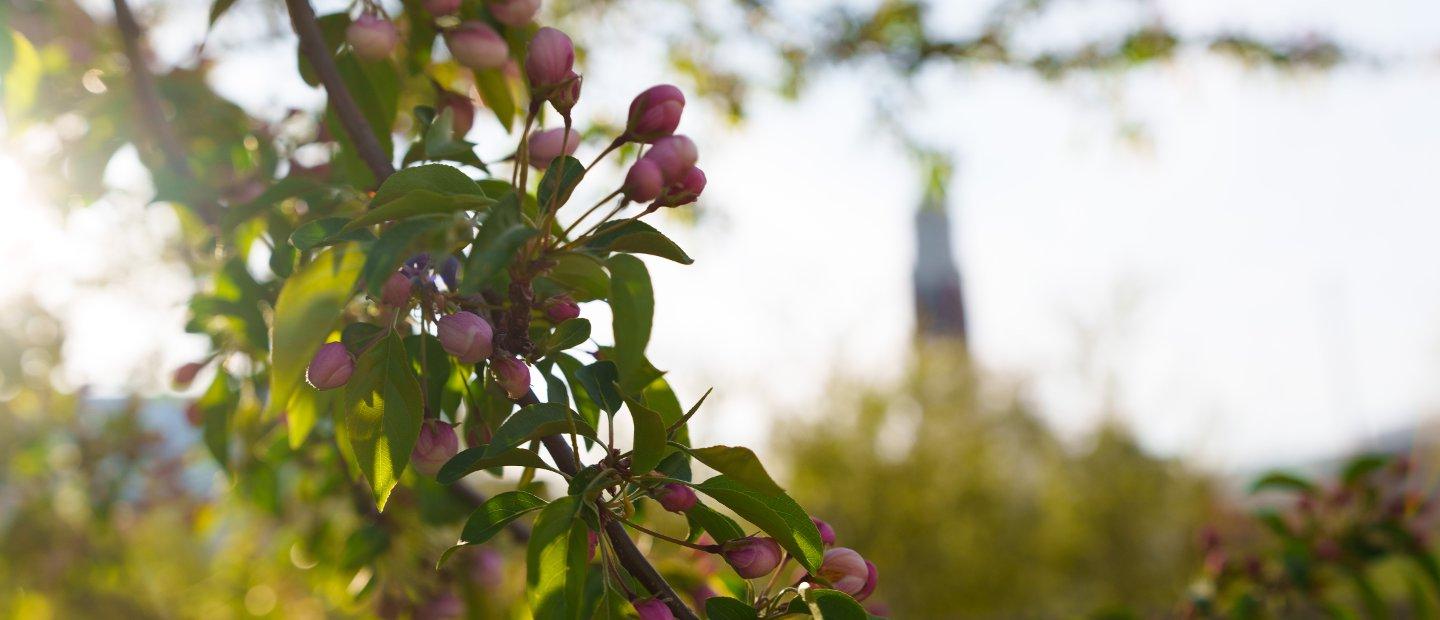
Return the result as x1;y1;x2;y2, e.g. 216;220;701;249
911;155;968;342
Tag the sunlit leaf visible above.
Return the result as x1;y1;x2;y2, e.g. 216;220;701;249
267;246;365;418
438;446;560;484
682;445;784;496
484;403;596;458
344;332;424;510
696;476;824;573
527;496;588;619
607;254;653;383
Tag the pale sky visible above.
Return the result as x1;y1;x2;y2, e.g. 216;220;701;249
2;0;1439;473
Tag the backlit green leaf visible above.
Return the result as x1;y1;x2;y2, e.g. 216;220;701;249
267;246;364;418
484;403;596;458
438;446;560;484
696;476;825;573
683;445;785;496
344;332;424;510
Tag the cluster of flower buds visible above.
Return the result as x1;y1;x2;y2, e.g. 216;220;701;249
346;12;399;61
621;136;705;207
525;27;579;112
411;418;460;477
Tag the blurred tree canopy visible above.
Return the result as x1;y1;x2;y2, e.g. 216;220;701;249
782;343;1218;617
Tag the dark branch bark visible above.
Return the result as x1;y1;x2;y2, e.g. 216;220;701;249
277;3;696;614
283;0;396;182
111;0;222;226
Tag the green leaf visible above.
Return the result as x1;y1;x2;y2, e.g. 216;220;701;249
484;403;596;458
226;176;331;229
587;220;693;265
1341;453;1390;485
606;254;653;383
284;383;337;449
267;247;365;418
344;332;425;510
438;446;559;484
438;491;548;567
290;217;374;251
624;397;667;475
687;501;745;544
341;523;391;570
545;318;591;354
541;252;609;301
538;156;585;210
706;597;760;620
696;476;825;573
461;491;548;544
557;354;600;429
344;190;491;231
800;588;869;620
681;445;784;496
474;68;515;131
1249;471;1316;495
373;163;487;204
527;496;588;619
405;334;453;416
574;361;622;415
341;322;385;354
196;370;236;469
360;216;447;297
460;193;537;293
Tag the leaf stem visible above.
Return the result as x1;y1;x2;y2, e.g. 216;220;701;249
620;517;721;554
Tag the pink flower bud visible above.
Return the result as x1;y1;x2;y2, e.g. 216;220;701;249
623;159;664;203
173;361;204;388
655;166;705;207
380;272;412;306
492;356;530;399
438;92;475;137
642;135;698;183
689;584;717;606
543;295;581;322
631;598;674;620
817;547;869;595
527;127;581;169
549;72;582;116
811;517;836;547
853;560;878;601
424;0;462;16
626;85;685;143
524;27;574;90
489;0;542;27
411;419;459;477
306;342;355;390
721;536;783;579
651;483;697;513
447;21;509;70
346;14;399;62
437;312;494;364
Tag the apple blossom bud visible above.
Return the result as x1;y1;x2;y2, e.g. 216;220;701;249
643;135;698;182
437;311;494;364
817;547;869;595
721;536;783;579
447;21;509;70
651;483;697;513
492;355;531;399
307;342;355;390
623;159;664;203
625;85;685;142
544;295;581;322
525;27;574;91
380;272;412;306
656;166;705;207
439;256;461;291
173;361;204;388
438;92;475;137
411;419;460;477
347;14;399;62
811;517;837;547
853;560;878;601
550;72;582;116
424;0;462;16
184;401;203;427
527;127;581;169
631;598;674;620
489;0;542;27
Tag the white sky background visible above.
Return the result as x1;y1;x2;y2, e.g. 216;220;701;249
2;0;1439;473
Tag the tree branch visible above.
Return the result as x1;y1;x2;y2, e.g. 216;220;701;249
111;0;222;226
283;0;395;182
278;3;697;614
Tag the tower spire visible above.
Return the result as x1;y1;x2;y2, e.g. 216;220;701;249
911;155;967;342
